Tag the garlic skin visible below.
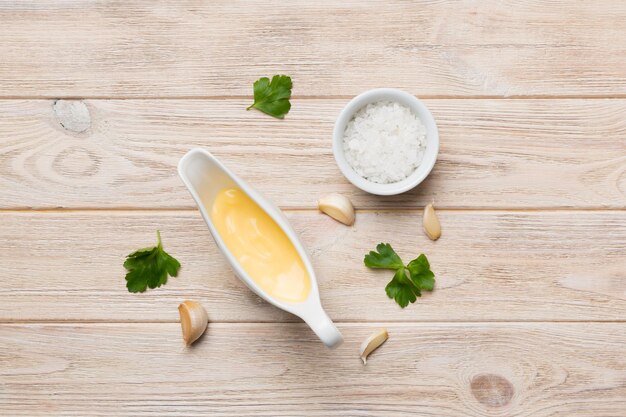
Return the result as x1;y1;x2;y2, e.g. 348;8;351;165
423;203;441;241
360;328;388;365
178;300;208;346
318;193;355;226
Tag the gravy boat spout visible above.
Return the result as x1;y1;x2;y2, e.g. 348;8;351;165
178;148;343;348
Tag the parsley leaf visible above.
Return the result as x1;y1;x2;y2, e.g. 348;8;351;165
407;254;435;291
364;243;404;270
247;75;292;118
385;268;420;308
364;243;435;308
124;231;181;293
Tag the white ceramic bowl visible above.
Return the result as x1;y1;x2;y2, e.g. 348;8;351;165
332;88;439;195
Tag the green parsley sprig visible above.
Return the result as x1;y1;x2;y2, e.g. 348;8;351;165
124;231;181;293
364;243;435;308
247;75;292;119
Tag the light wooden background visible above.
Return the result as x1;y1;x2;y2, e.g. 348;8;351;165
1;1;625;416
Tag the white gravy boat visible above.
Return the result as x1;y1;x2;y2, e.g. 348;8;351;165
178;148;343;348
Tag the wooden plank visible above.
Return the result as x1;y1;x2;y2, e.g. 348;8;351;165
1;323;625;416
1;99;624;209
0;1;625;98
1;210;624;322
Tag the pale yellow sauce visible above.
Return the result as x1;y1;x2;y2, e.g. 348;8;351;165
211;188;311;303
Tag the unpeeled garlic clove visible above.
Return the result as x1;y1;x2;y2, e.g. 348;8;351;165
178;300;208;346
318;193;355;225
423;202;441;241
360;328;388;365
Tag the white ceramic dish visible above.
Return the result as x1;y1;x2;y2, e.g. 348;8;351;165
332;88;439;195
178;148;343;348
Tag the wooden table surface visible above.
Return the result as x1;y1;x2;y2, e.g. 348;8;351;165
1;1;625;416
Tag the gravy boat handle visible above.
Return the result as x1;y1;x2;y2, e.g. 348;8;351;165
303;309;343;349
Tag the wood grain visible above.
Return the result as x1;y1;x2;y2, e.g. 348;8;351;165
1;1;625;415
1;1;625;98
1;99;624;209
1;323;625;416
1;210;624;322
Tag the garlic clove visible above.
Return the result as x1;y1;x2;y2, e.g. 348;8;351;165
423;202;441;241
178;300;208;346
359;328;388;365
318;193;355;226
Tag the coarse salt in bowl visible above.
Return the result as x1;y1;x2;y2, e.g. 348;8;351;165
332;88;439;195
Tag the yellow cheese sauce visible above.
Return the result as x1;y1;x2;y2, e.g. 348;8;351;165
211;188;311;303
